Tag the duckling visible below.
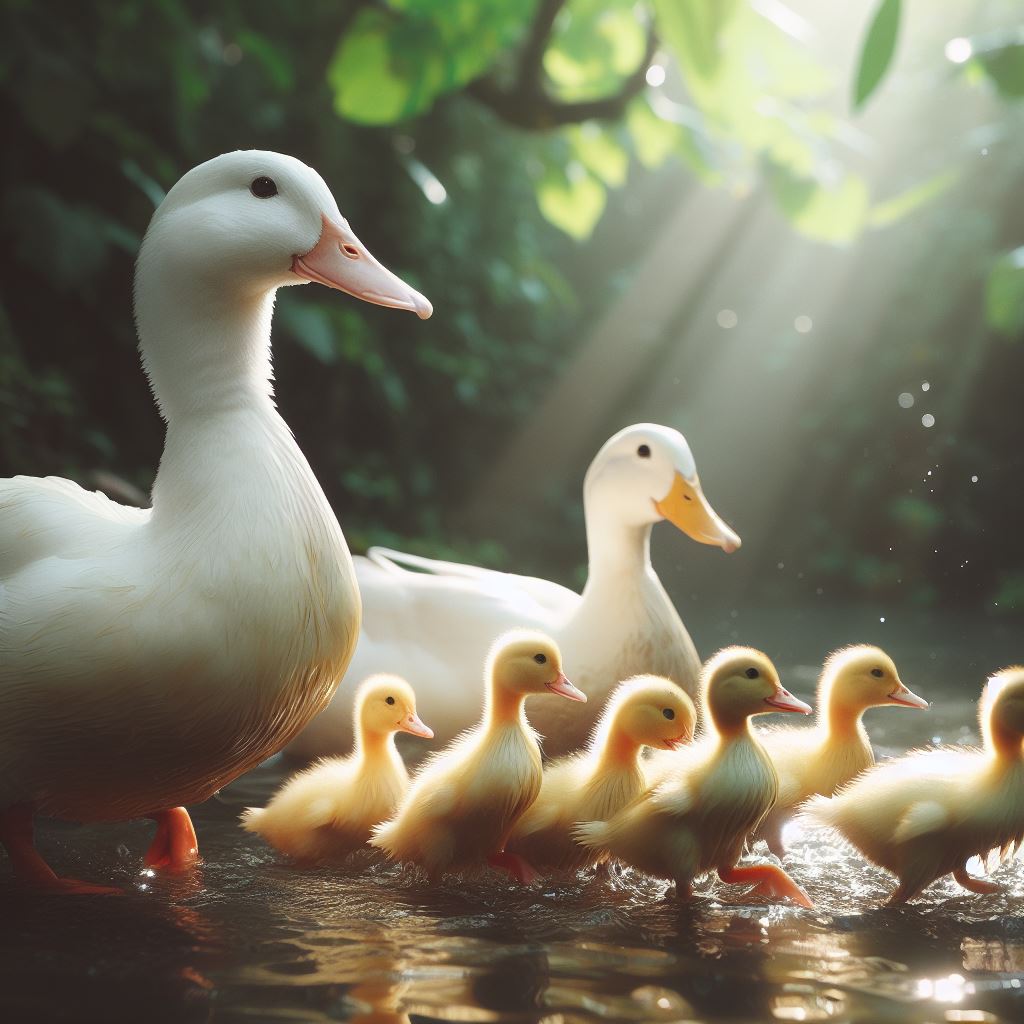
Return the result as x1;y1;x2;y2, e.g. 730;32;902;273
505;676;695;872
370;630;586;883
753;646;929;857
574;648;814;906
241;676;432;864
805;666;1024;906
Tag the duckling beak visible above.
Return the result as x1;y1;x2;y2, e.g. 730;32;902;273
292;213;433;319
888;683;930;710
546;672;587;702
662;730;693;750
399;712;434;739
654;473;741;553
765;687;813;715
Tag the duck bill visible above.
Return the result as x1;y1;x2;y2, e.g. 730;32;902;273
399;712;434;739
547;672;587;702
292;213;433;319
765;688;812;715
654;473;741;553
888;684;930;710
662;730;693;750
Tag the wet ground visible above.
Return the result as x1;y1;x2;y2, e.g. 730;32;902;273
3;608;1024;1024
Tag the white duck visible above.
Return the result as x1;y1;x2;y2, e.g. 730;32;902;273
290;423;740;760
0;150;431;892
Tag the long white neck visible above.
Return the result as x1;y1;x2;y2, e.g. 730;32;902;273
581;500;655;591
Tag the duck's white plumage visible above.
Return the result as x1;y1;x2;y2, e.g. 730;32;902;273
291;423;741;759
0;150;429;841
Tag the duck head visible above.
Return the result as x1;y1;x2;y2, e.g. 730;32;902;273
356;674;433;741
598;675;696;752
821;645;928;715
583;424;740;553
703;647;811;733
982;667;1024;754
140;150;432;316
487;630;586;702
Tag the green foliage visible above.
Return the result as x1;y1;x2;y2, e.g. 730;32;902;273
852;0;901;110
966;28;1024;98
985;246;1024;336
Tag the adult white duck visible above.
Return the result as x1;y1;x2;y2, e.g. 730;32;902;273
290;424;740;760
0;150;431;892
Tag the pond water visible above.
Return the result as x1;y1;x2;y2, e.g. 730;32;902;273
3;609;1024;1024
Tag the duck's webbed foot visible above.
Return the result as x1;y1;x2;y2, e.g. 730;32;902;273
0;804;120;895
144;807;199;873
719;862;814;908
487;851;540;884
759;812;788;860
953;866;1002;896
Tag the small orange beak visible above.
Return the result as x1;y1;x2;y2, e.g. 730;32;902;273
292;213;433;319
662;729;693;750
546;672;587;702
654;472;741;553
888;683;930;710
399;712;434;739
765;687;812;715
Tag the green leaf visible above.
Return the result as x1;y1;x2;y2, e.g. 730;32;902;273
968;31;1024;98
852;0;901;110
569;124;628;187
655;0;739;86
769;166;870;244
867;168;959;228
536;163;606;240
985;247;1024;337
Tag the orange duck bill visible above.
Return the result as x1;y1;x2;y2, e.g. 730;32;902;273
547;672;587;702
765;686;813;714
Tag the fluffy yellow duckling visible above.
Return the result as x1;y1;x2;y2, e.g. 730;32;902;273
574;648;815;906
806;666;1024;906
370;629;586;883
505;675;696;872
241;676;432;864
753;645;929;856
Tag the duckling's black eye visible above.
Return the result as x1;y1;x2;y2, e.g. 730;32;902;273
637;444;651;458
385;696;395;705
250;176;278;198
745;667;760;679
662;707;675;720
871;668;884;678
534;653;547;664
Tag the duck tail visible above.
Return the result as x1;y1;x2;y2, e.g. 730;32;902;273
240;807;264;834
800;794;837;829
571;819;611;851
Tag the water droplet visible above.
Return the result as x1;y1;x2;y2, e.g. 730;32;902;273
898;392;914;408
794;315;812;333
922;413;935;428
880;616;886;623
945;37;973;63
971;475;979;483
777;561;785;570
645;63;666;87
921;381;931;392
717;309;738;328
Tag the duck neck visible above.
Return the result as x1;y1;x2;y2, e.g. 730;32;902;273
582;501;654;590
358;729;396;763
988;719;1024;764
594;729;643;773
711;714;753;742
486;687;528;729
824;700;867;742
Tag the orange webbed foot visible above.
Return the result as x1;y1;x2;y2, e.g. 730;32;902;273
487;851;540;885
145;808;199;873
953;866;1002;896
719;863;814;909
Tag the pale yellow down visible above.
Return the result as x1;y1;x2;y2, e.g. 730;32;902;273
753;645;928;855
241;676;429;864
574;648;812;906
506;675;696;871
805;666;1024;906
370;630;584;879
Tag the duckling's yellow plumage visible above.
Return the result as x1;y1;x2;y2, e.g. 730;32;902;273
575;648;814;906
506;675;695;872
754;645;928;855
370;630;586;882
806;666;1024;906
241;676;432;864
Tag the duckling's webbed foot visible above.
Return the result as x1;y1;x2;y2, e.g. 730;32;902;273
953;866;1002;896
0;804;120;895
144;807;199;873
487;851;539;885
719;863;814;908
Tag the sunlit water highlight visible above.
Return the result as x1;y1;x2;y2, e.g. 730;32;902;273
4;636;1024;1023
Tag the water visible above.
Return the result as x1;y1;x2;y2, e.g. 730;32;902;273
4;615;1024;1023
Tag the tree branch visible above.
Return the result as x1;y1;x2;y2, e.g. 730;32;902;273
468;14;657;131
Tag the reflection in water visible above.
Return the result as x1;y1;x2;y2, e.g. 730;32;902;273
3;679;1024;1023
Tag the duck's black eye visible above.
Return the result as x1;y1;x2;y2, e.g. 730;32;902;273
871;668;884;678
745;667;760;679
534;653;547;664
662;707;675;720
250;176;278;198
385;696;395;705
637;444;651;458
